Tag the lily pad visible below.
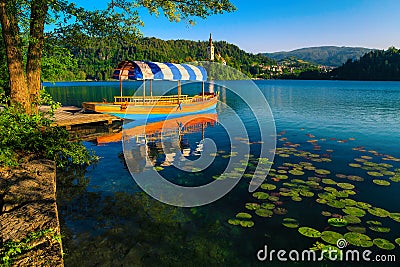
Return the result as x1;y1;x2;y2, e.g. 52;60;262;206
236;212;252;219
154;166;164;171
282;218;299;228
327;200;346;209
240;220;255;228
346;226;366;234
389;213;400;223
321;231;344;245
369;226;390;233
260;183;277;190
253;192;269;200
368;207;390;218
316;198;327;204
366;220;382;226
321;211;332;217
343;215;361;224
340;198;357;206
289;170;305;176
315;169;331;175
342;207;366;217
347;175;364;182
273;207;288;215
367;171;384;177
245;203;260;211
372;179;391;186
292;196;302;202
255;208;273;218
322;178;336;185
261;203;276;210
328;218;348;227
228;219;241;226
337;183;355;190
395;238;400;246
356;202;371;210
373;238;395;250
298;227;321;238
300;191;314;197
268;196;280;202
343;232;373;247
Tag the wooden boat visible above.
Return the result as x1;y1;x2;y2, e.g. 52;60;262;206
82;61;218;120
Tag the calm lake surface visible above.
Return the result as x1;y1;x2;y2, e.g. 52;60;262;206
46;80;400;267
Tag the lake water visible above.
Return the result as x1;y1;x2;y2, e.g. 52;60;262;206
46;80;400;267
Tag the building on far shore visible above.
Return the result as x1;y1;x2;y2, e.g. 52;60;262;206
207;33;215;61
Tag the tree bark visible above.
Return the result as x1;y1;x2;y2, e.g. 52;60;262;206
0;1;30;112
27;0;48;113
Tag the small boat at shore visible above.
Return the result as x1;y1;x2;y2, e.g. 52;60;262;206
82;61;218;120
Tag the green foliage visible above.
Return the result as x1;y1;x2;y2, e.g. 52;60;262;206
0;228;62;266
330;47;400;81
0;102;95;168
41;45;78;82
265;46;374;67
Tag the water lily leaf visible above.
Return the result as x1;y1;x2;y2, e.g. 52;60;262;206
316;169;331;175
342;207;366;217
273;207;288;215
261;203;275;210
367;171;384;177
289;169;305;176
240;220;255;228
340;198;357;206
395;238;400;246
327;200;346;209
328;218;348;227
372;179;391;186
154;166;164;171
324;187;337;193
366;220;382;226
253;192;269;200
228;219;241;226
322;178;336;185
321;211;332;217
245;203;260;211
356;202;371;210
255;208;273;218
261;183;277;191
282;218;299;228
292;196;302;202
337;183;355;190
347;175;364;182
343;215;361;224
344;232;373;247
316;198;327;204
369;226;390;233
373;238;395;250
321;231;344;245
368;207;390;218
236;212;252;219
298;227;321;238
346;226;366;234
389;213;400;223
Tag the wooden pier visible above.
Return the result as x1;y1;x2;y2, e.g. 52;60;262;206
44;106;123;130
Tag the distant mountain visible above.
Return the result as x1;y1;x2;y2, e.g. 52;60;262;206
264;46;375;67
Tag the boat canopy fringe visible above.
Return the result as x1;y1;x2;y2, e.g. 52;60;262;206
113;61;208;81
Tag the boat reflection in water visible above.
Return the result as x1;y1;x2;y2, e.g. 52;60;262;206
97;112;218;173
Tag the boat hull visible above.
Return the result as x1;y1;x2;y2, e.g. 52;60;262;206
83;96;218;121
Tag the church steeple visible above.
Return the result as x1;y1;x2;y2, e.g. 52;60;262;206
207;33;215;61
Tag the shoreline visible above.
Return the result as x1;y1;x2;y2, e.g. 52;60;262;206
0;159;64;266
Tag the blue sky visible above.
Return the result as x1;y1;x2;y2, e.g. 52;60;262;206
72;0;400;53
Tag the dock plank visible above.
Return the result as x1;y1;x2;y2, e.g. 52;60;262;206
41;106;123;127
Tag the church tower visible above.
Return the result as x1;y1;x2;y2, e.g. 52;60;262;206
207;33;215;61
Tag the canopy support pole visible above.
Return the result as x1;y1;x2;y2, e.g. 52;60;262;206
178;80;181;104
150;80;153;97
143;80;146;104
119;75;123;98
202;81;205;101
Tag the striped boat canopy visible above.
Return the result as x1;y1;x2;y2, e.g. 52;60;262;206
113;61;207;81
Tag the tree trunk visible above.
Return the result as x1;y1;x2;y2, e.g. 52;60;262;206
27;0;48;113
0;1;30;112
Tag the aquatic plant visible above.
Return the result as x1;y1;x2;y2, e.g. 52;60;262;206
343;232;373;247
373;238;395;250
389;213;400;223
236;212;252;219
315;169;331;175
282;218;299;228
337;183;355;190
321;178;336;185
298;227;321;238
395;238;400;246
369;226;390;233
260;203;275;210
320;231;344;245
255;208;273;218
245;203;260;211
239;221;255;228
328;218;348;227
252;192;269;200
367;171;384;177
273;207;288;215
343;215;361;224
372;179;391;186
346;226;366;234
327;200;346;209
368;207;390;218
260;184;277;190
342;207;366;217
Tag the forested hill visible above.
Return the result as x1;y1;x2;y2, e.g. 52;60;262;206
329;47;400;81
264;46;374;67
55;36;274;81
